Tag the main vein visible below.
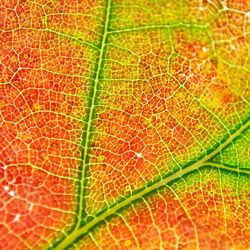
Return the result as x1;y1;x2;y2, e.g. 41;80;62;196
54;118;249;250
77;0;112;227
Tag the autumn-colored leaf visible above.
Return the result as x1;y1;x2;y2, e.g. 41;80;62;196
0;0;249;249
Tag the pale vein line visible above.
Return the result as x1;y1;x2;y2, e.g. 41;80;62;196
142;197;164;250
105;221;121;249
118;212;140;250
108;23;209;34
204;162;250;175
218;169;228;235
168;185;200;249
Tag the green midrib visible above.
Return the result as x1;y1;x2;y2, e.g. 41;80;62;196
50;1;112;249
76;0;112;228
54;118;250;250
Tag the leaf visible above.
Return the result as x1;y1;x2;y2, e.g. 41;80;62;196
0;0;249;249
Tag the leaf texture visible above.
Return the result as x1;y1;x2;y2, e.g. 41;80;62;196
0;0;249;249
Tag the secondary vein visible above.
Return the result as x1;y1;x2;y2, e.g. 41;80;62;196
54;118;250;250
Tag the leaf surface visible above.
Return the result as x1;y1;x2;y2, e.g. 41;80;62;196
0;0;249;249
